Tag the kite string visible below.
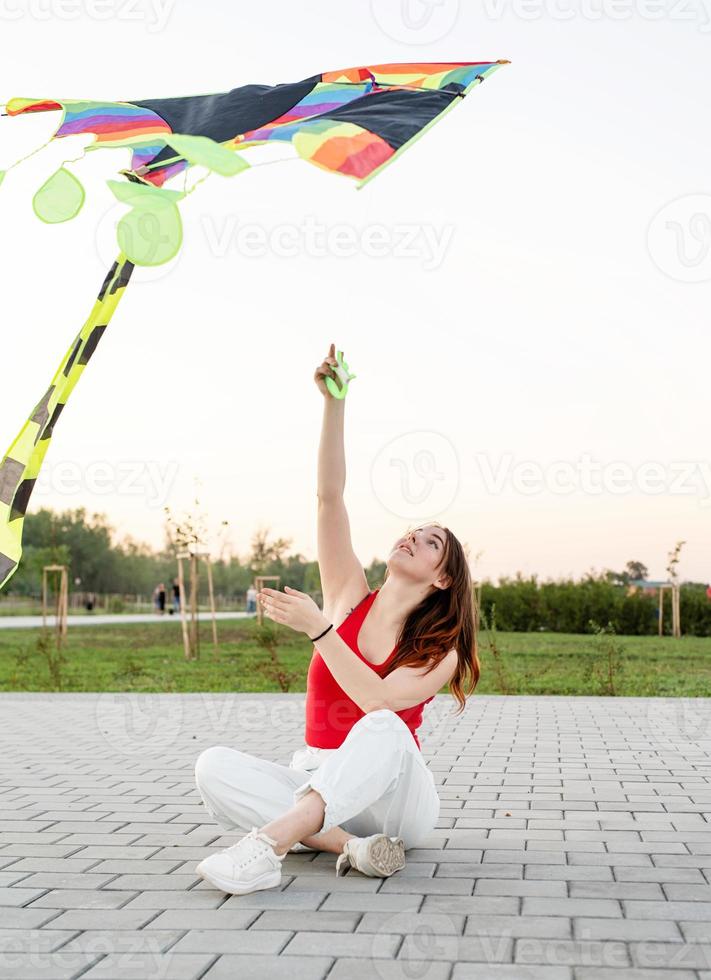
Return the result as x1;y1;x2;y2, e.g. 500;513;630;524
2;135;55;173
150;154;300;198
2;137;88;178
181;168;212;199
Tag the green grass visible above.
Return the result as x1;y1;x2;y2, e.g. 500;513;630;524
0;619;709;696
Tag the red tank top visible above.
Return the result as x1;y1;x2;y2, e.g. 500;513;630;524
304;589;434;751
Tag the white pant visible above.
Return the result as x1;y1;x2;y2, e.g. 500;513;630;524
194;708;440;850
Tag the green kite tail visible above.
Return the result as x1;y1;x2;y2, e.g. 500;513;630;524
0;254;134;590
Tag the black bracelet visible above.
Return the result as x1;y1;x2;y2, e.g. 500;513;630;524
309;623;333;642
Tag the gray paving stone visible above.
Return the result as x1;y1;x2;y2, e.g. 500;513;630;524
119;890;224;909
465;915;571;939
81;952;217;979
400;932;514;962
284;930;401;957
27;889;137;909
4;859;101;874
423;895;520;915
569;881;665;899
1;693;710;978
453;967;572;979
0;929;78;952
474;879;567;897
664;883;711;901
58;930;183;954
202;954;332;979
0;870;32;887
0;887;47;907
574;918;683;942
143;909;259;930
614;867;706;883
219;889;325;909
574;970;696;980
629;941;711;970
328;959;451;980
514;937;630;968
0;951;101;979
522;898;622;918
321;893;422;912
356;910;465;935
88;860;183;875
524;865;612;881
624;900;711;920
20;873;116;890
251;910;361;932
45;909;160;931
0;908;61;929
171;928;291;953
679;921;711;942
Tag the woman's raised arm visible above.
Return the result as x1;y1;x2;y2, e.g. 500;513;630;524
314;344;369;618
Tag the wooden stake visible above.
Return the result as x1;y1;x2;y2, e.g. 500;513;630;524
177;556;190;660
42;565;68;648
206;556;218;653
190;551;199;660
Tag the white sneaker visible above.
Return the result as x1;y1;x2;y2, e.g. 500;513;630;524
335;834;406;877
196;827;286;895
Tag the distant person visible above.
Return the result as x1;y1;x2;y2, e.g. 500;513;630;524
171;578;181;615
153;583;166;615
246;584;257;614
85;592;95;613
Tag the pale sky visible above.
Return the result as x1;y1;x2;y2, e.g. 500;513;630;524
1;0;710;584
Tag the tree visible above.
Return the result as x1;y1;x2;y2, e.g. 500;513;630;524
624;560;649;583
666;541;686;584
248;525;292;574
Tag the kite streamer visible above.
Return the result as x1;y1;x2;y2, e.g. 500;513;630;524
0;256;134;587
0;60;508;590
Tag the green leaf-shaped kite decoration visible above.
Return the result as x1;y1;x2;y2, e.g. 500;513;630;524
167;133;250;177
116;204;183;266
33;167;85;223
107;179;184;266
107;180;185;208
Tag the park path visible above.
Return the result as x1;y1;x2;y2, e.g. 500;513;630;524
0;693;710;979
0;612;250;630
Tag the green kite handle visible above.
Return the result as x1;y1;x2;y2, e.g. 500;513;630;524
325;349;356;399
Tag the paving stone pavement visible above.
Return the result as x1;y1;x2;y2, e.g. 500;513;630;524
0;693;710;980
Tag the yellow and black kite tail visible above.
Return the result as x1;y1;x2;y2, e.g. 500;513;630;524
0;254;134;590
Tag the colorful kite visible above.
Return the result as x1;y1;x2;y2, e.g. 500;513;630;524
0;60;508;589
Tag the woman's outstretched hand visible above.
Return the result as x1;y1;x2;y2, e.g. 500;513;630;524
258;585;328;638
314;342;341;398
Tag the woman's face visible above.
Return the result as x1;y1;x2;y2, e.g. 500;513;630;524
388;524;448;587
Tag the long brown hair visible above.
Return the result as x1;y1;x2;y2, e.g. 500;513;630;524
380;522;480;714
